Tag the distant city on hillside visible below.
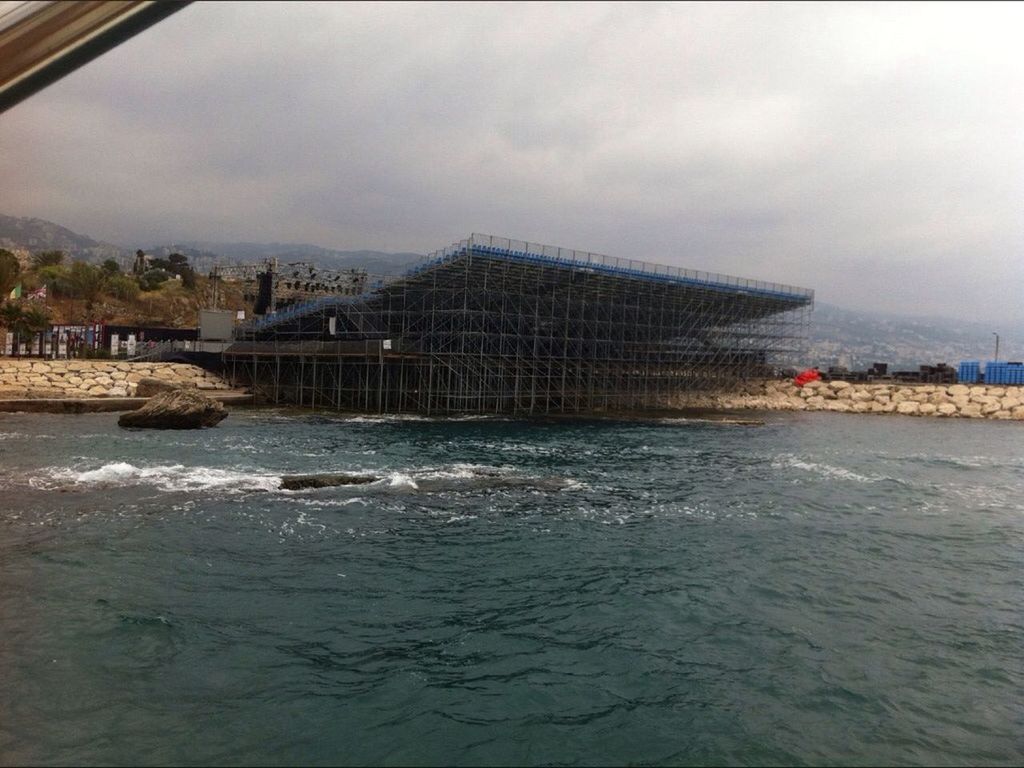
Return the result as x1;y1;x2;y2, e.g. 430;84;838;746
0;213;1015;370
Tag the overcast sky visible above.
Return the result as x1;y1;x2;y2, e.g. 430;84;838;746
2;1;1022;322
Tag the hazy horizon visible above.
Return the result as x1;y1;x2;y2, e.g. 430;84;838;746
2;2;1022;325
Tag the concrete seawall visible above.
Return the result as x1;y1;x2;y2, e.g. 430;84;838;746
674;379;1024;420
0;360;231;399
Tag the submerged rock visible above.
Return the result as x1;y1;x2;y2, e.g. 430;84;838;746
280;473;379;490
118;388;227;429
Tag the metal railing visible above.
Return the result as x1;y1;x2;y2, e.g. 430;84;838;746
459;234;813;301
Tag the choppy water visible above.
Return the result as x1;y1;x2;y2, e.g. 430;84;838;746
1;409;1022;766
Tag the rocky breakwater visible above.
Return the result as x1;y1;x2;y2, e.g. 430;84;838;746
0;359;230;399
675;380;1024;420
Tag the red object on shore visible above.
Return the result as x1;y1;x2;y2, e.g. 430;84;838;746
793;368;821;388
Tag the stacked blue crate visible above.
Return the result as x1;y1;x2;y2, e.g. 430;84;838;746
958;361;981;384
984;361;1024;385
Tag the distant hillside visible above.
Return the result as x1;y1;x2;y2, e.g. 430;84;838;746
152;241;424;275
0;214;130;265
808;303;1013;371
0;217;425;276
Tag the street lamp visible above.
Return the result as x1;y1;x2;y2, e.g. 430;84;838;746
993;332;1000;362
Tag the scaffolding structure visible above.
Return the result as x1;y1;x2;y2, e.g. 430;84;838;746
223;234;813;414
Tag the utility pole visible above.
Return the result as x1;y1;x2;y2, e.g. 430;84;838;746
993;332;1000;362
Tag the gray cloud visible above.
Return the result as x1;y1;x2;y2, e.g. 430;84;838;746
2;1;1022;322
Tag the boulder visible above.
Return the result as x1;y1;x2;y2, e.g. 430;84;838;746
917;403;937;416
937;403;958;416
280;473;379;490
134;377;185;398
947;384;970;396
960;403;983;418
118;388;227;430
828;380;851;391
896;401;920;415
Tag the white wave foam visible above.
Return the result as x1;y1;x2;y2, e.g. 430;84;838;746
386;472;419;489
0;431;54;441
45;460;583;497
344;414;432;424
560;478;589;491
51;462;282;493
413;463;516;480
336;414;505;424
772;455;879;483
284;496;366;508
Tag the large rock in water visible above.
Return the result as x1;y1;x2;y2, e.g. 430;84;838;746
118;388;227;429
280;473;379;490
134;377;182;398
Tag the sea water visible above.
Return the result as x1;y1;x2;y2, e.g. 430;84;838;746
0;410;1021;765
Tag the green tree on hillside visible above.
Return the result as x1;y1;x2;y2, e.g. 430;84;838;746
21;303;50;337
32;250;65;269
106;273;140;301
0;249;20;297
36;264;72;297
100;258;121;276
68;261;105;310
139;269;171;292
0;302;49;356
